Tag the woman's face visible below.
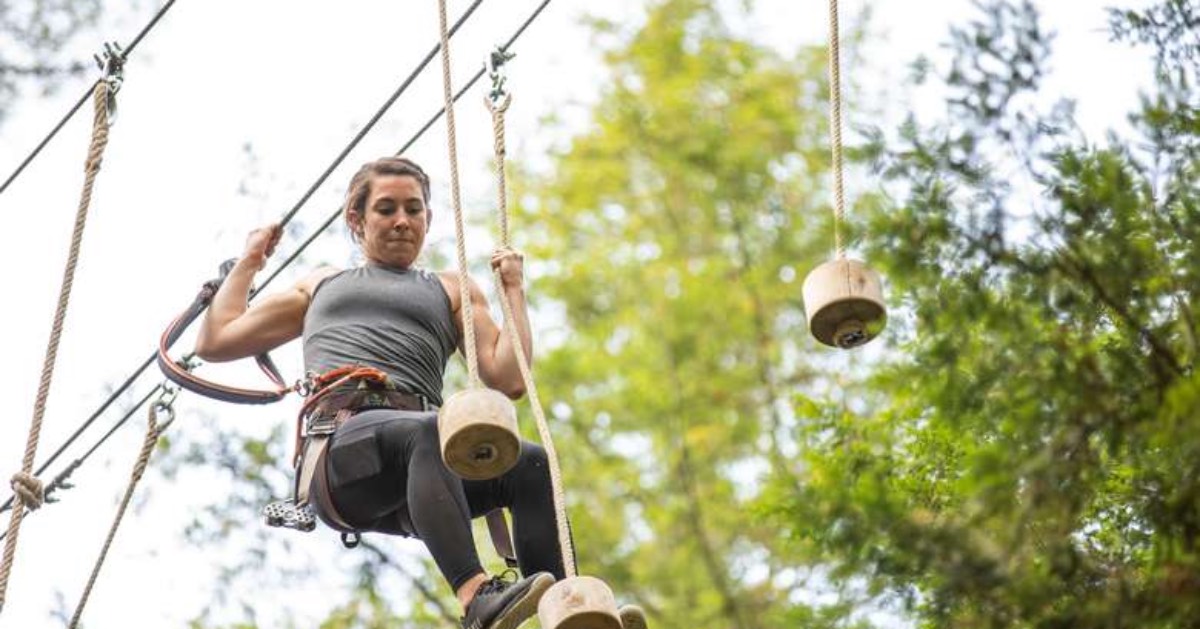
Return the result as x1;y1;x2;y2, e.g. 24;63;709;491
351;174;430;269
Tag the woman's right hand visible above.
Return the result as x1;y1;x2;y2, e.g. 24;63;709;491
243;223;282;271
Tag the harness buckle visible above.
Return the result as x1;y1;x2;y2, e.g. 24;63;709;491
305;414;338;437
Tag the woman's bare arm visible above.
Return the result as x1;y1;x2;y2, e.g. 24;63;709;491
195;224;335;362
441;248;533;399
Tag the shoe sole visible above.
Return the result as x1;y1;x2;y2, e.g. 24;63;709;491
489;572;555;629
619;604;648;629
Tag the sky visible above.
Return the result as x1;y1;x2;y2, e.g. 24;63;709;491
0;0;1156;626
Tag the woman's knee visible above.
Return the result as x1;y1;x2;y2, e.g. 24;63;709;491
410;414;442;453
516;441;549;478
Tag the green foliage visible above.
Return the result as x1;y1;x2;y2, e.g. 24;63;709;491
769;1;1200;627
0;0;101;124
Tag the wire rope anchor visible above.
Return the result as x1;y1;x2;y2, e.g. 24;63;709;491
485;46;515;104
92;41;125;124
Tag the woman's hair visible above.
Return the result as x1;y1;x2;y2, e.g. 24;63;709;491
343;156;432;239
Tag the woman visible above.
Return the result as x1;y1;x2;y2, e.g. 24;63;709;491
195;156;558;629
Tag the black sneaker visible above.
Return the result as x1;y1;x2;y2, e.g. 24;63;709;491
461;570;554;629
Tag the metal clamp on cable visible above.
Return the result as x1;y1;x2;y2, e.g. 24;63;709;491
93;41;125;123
485;46;515;103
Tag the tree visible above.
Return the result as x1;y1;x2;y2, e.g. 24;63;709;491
0;0;101;125
511;0;859;626
766;1;1200;627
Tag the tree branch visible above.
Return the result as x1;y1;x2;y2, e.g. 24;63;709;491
728;210;805;492
664;343;757;629
0;61;88;77
1058;244;1186;381
359;538;460;625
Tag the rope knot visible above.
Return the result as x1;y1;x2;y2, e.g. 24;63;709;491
10;472;45;511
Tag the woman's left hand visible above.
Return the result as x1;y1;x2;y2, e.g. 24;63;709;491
491;247;525;289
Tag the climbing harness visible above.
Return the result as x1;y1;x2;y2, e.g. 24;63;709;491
158;265;517;556
0;51;123;613
800;0;888;349
260;364;517;564
276;365;395;548
289;367;396;507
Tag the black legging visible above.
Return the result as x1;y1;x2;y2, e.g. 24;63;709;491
312;409;567;590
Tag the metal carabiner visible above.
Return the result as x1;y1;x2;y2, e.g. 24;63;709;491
156;382;180;408
152;383;179;432
296;371;321;397
93;41;125;124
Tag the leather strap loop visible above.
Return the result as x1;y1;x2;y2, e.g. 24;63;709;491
156;259;292;405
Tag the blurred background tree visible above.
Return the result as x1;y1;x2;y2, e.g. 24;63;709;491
766;1;1199;627
511;0;845;626
0;0;102;125
153;0;1199;627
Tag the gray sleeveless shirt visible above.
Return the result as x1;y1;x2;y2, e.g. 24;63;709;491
302;264;458;405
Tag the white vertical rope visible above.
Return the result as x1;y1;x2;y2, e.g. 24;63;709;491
486;92;577;576
0;80;112;613
436;0;482;387
828;0;847;260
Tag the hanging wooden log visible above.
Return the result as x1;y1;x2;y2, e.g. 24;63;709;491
802;258;886;349
438;388;520;480
538;576;623;629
